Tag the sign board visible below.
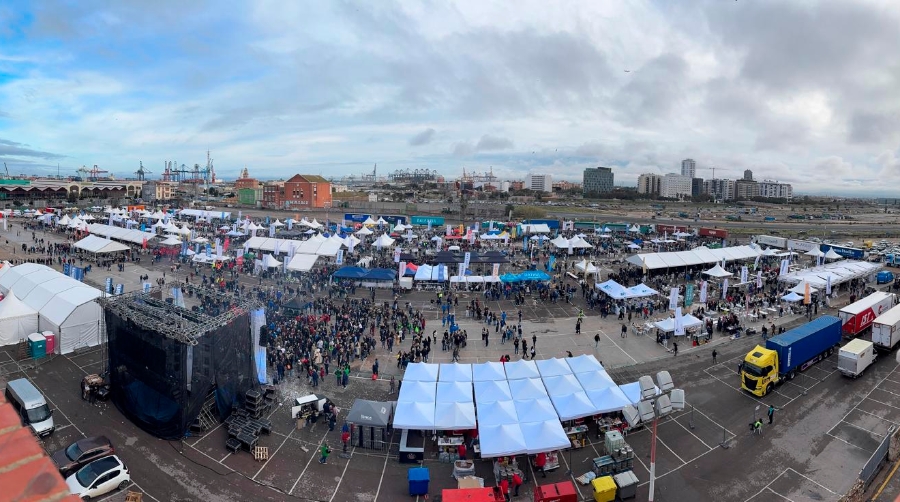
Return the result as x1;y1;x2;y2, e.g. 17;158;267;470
820;244;865;260
344;213;371;223
411;216;445;226
755;235;787;248
786;239;818;252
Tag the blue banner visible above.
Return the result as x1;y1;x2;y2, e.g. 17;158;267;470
105;277;113;294
114;284;123;295
63;263;71;276
73;267;84;282
206;244;212;258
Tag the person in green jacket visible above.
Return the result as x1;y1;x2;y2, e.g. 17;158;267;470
319;442;331;464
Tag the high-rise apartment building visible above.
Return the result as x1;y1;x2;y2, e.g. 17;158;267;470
758;180;793;200
743;169;753;181
704;179;735;201
636;173;661;195
735;179;759;199
681;159;696;178
660;174;693;199
525;174;553;193
583;167;614;195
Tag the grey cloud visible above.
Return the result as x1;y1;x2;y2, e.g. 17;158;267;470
0;138;65;159
613;53;689;125
575;142;606;157
408;128;436;146
475;135;513;151
753;120;811;152
849;112;900;144
452;142;474;157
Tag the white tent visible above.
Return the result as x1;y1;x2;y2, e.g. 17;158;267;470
398;380;437;403
262;254;282;268
520;419;572;455
513;397;558;423
355;227;373;236
0;264;102;354
654;314;704;333
393;401;435;429
376;217;388;225
436;381;473;403
504;360;541;380
574;370;617;391
433;402;476;430
363;217;377;226
586;386;632;414
542;374;582;395
373;234;396;248
478;424;527;458
805;248;825;258
439;363;473;382
824;248;842;260
619;381;659;405
536;358;574;377
548;391;596;420
286;254;320;272
788;281;818;294
506;377;548;398
520;224;551;234
477;400;519;426
703;264;732;278
472;361;508;382
781;292;803;302
597;279;629;299
473;380;512;402
566;354;604;373
550;236;569;248
57;214;71;226
158;236;183;246
403;362;440;382
0;291;39;347
74;235;130;254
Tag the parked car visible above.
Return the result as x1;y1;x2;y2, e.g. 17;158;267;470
50;436;115;478
65;455;130;500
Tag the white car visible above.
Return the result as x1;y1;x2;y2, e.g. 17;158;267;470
65;455;130;500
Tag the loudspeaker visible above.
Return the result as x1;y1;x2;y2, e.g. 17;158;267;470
259;326;268;346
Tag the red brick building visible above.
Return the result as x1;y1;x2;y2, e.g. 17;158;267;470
262;175;332;209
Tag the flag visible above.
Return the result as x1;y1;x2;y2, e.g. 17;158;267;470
269;224;275;237
753;254;761;270
398;260;406;277
223;238;230;252
336;249;344;265
804;282;811;304
142;237;148;249
427;221;432;232
685;284;694;307
826;275;832;296
779;259;790;276
206;244;212;258
348;239;355;254
740;266;748;284
393;247;401;263
669;287;679;311
238;210;242;220
756;271;763;289
722;279;729;300
523;236;528;252
674;307;685;336
458;263;466;278
568;238;574;255
445;225;452;236
548;255;556;271
492;263;500;278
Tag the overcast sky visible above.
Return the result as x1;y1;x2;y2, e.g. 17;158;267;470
1;1;899;195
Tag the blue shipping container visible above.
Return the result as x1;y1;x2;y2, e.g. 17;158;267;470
525;219;561;230
766;316;842;374
381;215;407;225
410;216;444;226
344;213;371;223
820;244;865;260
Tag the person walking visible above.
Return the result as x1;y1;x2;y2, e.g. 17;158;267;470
319;442;331;464
712;349;718;364
529;345;536;360
672;341;678;357
767;405;776;425
621;323;627;338
342;430;350;453
753;418;762;435
372;359;379;378
535;452;547;478
512;472;523;497
499;478;510;502
594;333;601;348
389;376;396;394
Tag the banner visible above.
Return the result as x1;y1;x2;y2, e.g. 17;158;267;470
393;247;401;263
756;271;763;289
142;282;152;293
269;224;275;237
548;255;556;271
206;243;212;258
458;263;466;278
568;239;574;255
740;266;748;284
826;275;832;296
685;284;694;307
779;258;790;276
674;307;685;336
437;264;446;282
492;263;500;278
700;281;708;303
114;284;123;295
73;267;84;282
446;225;452;236
336;249;344;265
804;282;811;305
399;261;406;277
669;287;679;311
105;277;113;294
722;279;729;300
238;210;242;221
523;236;528;252
463;252;471;270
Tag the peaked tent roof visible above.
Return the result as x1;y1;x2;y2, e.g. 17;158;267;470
478;423;527;458
473;380;512;403
504;360;540;380
565;354;604;373
472;362;508;381
433;402;476;430
74;235;130;254
703;264;732;278
507;377;548;399
519;419;571;455
403;363;439;382
346;400;392;427
0;290;37;319
392;401;435;429
586;386;632;413
476;400;519;426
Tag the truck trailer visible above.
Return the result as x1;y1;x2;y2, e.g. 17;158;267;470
839;292;896;338
838;339;876;378
740;316;842;397
872;304;900;351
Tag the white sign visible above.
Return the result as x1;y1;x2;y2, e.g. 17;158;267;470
669;287;679;311
393;247;402;263
786;239;817;252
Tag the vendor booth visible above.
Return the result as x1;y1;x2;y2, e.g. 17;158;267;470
346;399;392;451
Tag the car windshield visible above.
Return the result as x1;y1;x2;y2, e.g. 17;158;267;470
65;442;84;462
26;404;51;423
742;362;767;378
75;463;100;488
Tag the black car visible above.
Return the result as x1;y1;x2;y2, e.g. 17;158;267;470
50;436;115;478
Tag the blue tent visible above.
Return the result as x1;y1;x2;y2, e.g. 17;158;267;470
500;273;520;283
518;270;551;281
363;268;398;281
333;266;368;278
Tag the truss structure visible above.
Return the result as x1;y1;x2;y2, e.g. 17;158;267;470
99;287;262;346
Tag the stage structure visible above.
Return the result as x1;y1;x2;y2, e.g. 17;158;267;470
101;288;263;440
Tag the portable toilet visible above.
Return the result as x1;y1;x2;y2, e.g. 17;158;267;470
27;333;46;359
408;466;429;496
42;331;55;355
590;476;617;502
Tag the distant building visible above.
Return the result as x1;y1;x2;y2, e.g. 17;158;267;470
704;179;735;201
583;167;614;196
758;180;793;200
660;174;693;199
526;174;553;193
141;180;177;202
743;169;753;181
691;178;704;198
552;180;582;192
681;159;696;178
509;180;525;191
636;173;661;195
735;179;759;199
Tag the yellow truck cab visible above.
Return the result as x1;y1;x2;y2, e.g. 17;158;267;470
741;346;779;397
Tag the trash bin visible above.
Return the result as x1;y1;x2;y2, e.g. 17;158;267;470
408;466;430;496
590;476;617;502
614;470;639;499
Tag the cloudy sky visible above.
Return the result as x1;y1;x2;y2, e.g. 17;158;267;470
1;1;899;195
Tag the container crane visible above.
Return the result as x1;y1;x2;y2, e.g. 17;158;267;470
88;165;108;182
135;161;151;181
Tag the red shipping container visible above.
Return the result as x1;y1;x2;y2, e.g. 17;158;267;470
534;481;578;502
655;224;686;234
699;227;728;239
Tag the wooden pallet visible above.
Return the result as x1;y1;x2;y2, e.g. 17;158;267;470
125;492;143;502
253;446;269;462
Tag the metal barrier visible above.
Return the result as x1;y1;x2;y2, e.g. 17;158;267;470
860;425;896;489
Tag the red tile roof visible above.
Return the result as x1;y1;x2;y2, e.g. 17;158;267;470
0;394;82;501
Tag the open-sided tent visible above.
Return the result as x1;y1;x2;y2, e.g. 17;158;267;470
478;423;527;458
596;279;629;299
781;291;803;302
504;360;540;380
74;235;130;254
536;358;573;377
332;266;368;279
434;402;476;430
625;283;658;298
586;386;632;414
286;254;320;272
473;380;512;403
262;254;282;268
403;363;440;382
477;400;519;426
507;377;548;399
574;370;617;391
0;291;39;347
654;314;704;333
566;354;604;373
439;363;473;382
373;234;396;248
788;281;818;294
393;401;435;429
436;381;473;403
548;391;596;420
346;400;392;427
519;420;571;455
703;264;732;278
472;362;508;381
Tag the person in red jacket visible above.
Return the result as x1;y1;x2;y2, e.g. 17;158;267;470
512;472;523;496
499;478;510;502
535;452;547;478
341;430;350;453
458;442;467;460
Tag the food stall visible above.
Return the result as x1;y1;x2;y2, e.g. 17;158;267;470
345;399;392;451
564;424;588;449
291;393;328;428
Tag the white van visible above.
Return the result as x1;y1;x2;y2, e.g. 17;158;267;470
4;378;55;437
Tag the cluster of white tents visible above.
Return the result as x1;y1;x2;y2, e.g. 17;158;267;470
0;263;102;353
596;280;659;300
778;260;882;289
86;223;156;245
626;245;763;270
393;355;643;458
550;235;593;250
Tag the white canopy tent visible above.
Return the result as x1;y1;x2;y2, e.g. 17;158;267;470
626;245;762;270
355;227;373;236
87;224;156;245
433;402;476;430
393;401;435;430
504;360;541;380
373;234;396;248
0;264;102;354
439;363;473;382
74;235;130;254
262;254;282;268
520;224;551;234
586;386;632;414
472;362;508;382
566;354;604;373
703;264;732;278
403;362;440;382
473;380;512;402
0;290;39;347
520;420;571;455
654;314;704;333
286;254;320;272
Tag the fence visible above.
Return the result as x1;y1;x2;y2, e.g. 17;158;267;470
860;425;896;489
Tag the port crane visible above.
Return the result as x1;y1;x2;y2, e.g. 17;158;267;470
135;161;151;181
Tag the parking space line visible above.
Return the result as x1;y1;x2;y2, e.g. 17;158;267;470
671;417;713;450
852;406;900;425
288;429;331;495
655;436;686;465
826;432;872;452
765;487;792;500
837;420;886;438
372;433;396;502
186;442;235;472
130;481;162;502
599;328;637;364
252;428;293;480
882;377;900;386
328;446;356;502
873;386;900;398
864;397;900;413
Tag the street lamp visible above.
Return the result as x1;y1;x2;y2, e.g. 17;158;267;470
621;371;684;502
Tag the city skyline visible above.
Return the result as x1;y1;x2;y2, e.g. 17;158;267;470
1;1;899;196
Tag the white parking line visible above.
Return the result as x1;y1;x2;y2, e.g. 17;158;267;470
743;467;838;502
826;432;873;452
288;429;331;495
599;328;638;364
864;397;900;412
252;428;293;480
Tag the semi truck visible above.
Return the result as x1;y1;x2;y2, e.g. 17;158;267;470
839;292;895;338
872;304;900;351
838;339;876;378
740;316;842;397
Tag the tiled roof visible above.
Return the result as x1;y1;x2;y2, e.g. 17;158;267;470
0;395;82;501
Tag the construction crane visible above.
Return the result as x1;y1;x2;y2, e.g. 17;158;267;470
2;162;8;179
76;165;91;181
87;165;108;182
135;161;151;181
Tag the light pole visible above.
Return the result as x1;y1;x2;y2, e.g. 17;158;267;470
622;371;684;502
